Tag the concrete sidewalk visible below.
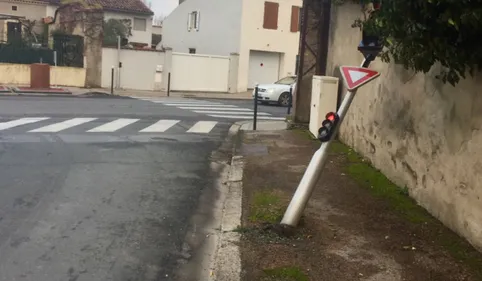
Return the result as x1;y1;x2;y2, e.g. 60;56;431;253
0;85;253;99
238;130;482;281
240;120;288;131
69;87;253;100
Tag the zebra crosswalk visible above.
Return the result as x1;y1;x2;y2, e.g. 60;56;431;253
0;117;223;134
135;97;286;120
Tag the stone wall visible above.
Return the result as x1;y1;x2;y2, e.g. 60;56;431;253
325;3;482;251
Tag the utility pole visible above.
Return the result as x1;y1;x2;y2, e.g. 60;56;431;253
117;35;121;89
293;0;307;123
293;0;332;124
282;59;380;227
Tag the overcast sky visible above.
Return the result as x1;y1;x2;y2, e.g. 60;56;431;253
148;0;178;17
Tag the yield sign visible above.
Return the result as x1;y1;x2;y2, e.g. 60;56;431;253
339;66;380;91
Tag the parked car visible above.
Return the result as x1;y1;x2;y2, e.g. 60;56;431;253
252;76;297;106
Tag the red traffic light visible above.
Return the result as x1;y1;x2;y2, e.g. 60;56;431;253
325;112;336;122
318;112;339;142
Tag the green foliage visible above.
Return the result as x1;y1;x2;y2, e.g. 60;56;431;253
352;0;482;85
103;19;132;47
249;190;285;224
0;43;54;65
263;266;309;281
330;140;482;278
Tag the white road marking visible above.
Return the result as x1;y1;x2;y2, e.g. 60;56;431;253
148;100;215;104
179;107;251;111
29;118;97;132
193;110;270;115
87;118;139;132
0;117;50;131
164;103;231;106
134;97;180;101
187;121;218;133
208;115;286;120
140;119;180;132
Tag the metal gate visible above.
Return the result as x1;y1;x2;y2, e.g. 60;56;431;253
53;34;84;67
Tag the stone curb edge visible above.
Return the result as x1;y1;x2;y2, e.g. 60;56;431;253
209;121;248;281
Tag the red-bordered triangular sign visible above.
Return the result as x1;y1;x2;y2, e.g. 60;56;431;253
340;66;380;91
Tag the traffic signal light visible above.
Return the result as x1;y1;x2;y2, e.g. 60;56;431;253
318;112;339;142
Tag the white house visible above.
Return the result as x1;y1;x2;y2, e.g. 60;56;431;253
48;0;154;46
160;0;302;92
0;0;154;46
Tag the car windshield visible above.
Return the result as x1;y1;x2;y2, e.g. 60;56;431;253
275;76;296;85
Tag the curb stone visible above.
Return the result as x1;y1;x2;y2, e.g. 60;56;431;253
209;121;247;281
206;120;287;280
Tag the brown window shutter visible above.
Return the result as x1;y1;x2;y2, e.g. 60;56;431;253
290;6;300;32
263;1;279;30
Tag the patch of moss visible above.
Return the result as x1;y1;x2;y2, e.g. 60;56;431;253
292;129;316;141
329;140;432;223
232;225;251;234
249;190;285;224
329;141;361;162
262;266;309;281
333;141;482;277
347;162;432;223
328;141;349;154
438;233;482;279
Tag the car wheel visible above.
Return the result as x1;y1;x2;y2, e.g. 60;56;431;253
278;92;291;107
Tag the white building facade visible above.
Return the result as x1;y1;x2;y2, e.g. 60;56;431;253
160;0;301;92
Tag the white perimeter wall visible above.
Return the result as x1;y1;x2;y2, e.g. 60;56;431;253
102;48;165;91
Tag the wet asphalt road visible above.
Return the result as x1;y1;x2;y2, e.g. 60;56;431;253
0;95;232;281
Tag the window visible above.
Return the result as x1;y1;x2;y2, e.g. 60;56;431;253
275;76;296;85
290;6;300;32
187;11;200;31
12;5;17;11
133;18;147;31
189;48;196;54
263;2;279;30
7;22;21;43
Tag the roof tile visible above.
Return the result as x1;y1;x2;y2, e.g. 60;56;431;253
45;0;153;15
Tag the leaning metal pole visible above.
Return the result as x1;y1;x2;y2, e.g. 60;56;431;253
281;58;372;226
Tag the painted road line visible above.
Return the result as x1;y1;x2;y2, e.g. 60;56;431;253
0;117;50;131
29;118;97;132
136;98;187;103
193;110;270;115
187;121;218;133
164;103;230;106
158;100;217;103
87;118;139;132
208;115;286;120
179;107;251;111
140;119;180;132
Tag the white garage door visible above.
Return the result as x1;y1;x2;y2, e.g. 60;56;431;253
248;50;280;89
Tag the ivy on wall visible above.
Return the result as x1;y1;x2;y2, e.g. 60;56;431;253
103;19;132;47
338;0;482;86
